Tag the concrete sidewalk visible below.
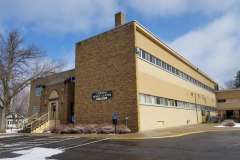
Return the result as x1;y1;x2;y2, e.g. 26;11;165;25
1;123;240;139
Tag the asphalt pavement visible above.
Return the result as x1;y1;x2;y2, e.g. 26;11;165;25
0;124;240;159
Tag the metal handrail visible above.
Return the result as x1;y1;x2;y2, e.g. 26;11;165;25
30;111;59;131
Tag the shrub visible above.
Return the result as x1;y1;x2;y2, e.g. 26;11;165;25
221;119;236;126
47;123;131;134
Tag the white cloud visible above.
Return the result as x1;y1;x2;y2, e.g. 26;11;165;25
0;0;120;34
62;50;75;71
123;0;239;17
168;11;240;86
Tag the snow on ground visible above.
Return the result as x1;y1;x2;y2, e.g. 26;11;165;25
215;123;240;127
6;129;19;133
36;131;51;134
0;147;64;160
0;129;19;135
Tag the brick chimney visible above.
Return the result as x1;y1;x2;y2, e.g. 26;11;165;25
115;12;125;27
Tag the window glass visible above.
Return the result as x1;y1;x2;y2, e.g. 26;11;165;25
217;99;226;103
138;50;142;57
172;67;176;74
33;106;38;114
150;55;156;64
162;62;167;70
167;64;172;72
176;69;180;76
145;52;149;61
156;59;161;67
35;85;43;96
177;101;183;107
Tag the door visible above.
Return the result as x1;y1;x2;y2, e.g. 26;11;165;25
226;110;233;118
52;103;56;119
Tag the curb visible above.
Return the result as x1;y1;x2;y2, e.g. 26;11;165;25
111;129;240;139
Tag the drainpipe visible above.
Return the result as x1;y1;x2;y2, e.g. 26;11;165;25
195;93;199;123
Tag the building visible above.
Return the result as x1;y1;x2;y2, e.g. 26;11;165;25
28;12;220;133
216;88;240;118
5;113;25;129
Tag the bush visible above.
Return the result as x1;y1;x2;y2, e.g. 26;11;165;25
45;123;131;134
221;119;236;126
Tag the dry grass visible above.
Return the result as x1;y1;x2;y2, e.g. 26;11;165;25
43;123;131;134
221;119;236;126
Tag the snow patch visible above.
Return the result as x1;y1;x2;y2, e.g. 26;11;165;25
0;129;19;135
0;147;64;160
215;123;240;127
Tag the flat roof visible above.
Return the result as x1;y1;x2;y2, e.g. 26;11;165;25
215;88;240;93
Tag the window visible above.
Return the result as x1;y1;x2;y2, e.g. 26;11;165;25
176;69;180;76
195;80;198;85
33;106;38;114
217;99;226;103
156;59;161;67
71;103;74;113
152;96;164;105
177;101;183;107
167;64;172;72
162;62;167;70
142;51;149;61
150;55;156;64
183;102;189;108
139;94;151;104
165;99;174;106
35;85;43;96
172;67;176;74
138;50;142;57
68;77;75;82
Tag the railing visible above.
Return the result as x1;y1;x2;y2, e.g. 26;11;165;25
27;113;40;125
15;113;39;129
31;111;59;131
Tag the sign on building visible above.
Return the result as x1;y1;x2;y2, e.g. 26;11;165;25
92;90;113;101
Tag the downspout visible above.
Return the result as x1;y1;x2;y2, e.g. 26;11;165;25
195;93;199;123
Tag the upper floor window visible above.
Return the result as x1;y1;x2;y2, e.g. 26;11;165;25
142;51;149;61
162;62;167;70
167;64;172;72
217;99;226;103
150;55;156;64
35;85;43;96
156;59;161;67
139;94;151;104
68;76;75;82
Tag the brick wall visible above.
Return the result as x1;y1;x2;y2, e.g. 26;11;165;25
75;22;139;132
39;82;75;124
28;69;75;117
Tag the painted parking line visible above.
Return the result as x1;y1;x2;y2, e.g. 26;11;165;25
64;138;109;150
0;136;31;142
0;136;80;154
111;129;240;139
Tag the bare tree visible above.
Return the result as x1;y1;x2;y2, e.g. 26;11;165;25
220;79;236;90
0;29;67;133
8;87;30;126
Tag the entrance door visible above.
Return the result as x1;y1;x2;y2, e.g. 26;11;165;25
226;110;233;118
52;103;56;118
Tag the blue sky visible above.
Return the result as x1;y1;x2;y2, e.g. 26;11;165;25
0;0;240;87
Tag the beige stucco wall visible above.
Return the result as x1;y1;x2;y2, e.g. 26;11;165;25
135;24;217;89
135;22;218;131
137;59;216;106
139;105;202;131
216;89;240;111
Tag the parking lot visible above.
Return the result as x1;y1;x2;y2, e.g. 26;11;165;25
1;129;240;160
